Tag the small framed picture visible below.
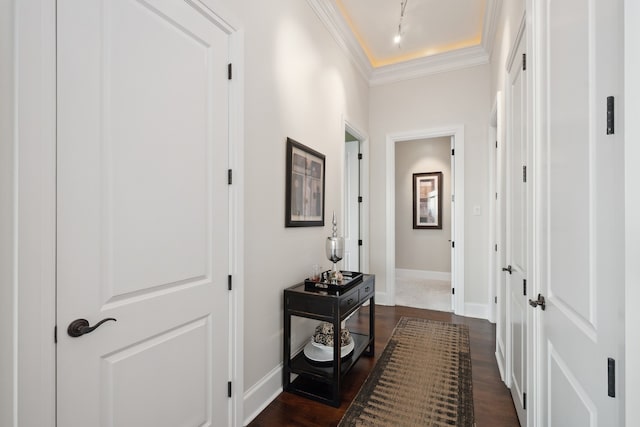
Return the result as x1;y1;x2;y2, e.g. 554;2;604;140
285;138;325;227
413;172;443;229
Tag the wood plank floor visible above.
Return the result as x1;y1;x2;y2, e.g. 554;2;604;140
248;305;520;427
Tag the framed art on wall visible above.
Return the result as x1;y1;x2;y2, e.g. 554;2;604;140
285;138;325;227
413;171;443;229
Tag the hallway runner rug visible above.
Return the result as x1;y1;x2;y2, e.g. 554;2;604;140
339;317;474;426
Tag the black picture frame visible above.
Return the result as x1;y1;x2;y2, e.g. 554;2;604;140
285;138;325;227
413;171;443;229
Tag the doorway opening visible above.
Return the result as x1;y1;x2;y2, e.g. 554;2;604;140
394;137;453;312
343;121;369;274
385;126;465;315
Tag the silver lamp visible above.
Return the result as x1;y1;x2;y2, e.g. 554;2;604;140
325;212;344;283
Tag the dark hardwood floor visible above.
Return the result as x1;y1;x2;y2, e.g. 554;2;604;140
248;305;519;427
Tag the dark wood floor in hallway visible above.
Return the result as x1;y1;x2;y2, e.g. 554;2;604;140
248;305;520;427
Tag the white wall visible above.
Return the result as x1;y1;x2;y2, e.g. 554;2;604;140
369;65;491;306
625;0;640;422
0;1;15;426
490;1;526;101
217;0;369;420
395;137;452;273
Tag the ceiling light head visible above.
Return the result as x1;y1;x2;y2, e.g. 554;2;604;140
394;34;402;44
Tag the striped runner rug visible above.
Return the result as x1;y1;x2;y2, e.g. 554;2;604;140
339;317;474;426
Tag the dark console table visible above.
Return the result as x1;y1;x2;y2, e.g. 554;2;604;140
283;274;375;407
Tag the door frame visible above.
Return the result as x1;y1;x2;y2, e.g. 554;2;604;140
6;1;245;426
625;0;640;423
342;119;370;274
384;126;465;314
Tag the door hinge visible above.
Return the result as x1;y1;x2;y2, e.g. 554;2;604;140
358;153;363;160
54;326;57;343
495;244;498;252
451;241;455;248
523;279;527;296
522;165;527;183
495;140;498;149
228;275;232;291
608;358;616;397
523;392;527;410
358;239;363;246
228;381;232;398
607;96;615;135
358;196;363;203
494;296;498;304
451;148;455;156
495;192;498;200
522;53;527;71
452;194;455;202
228;63;233;80
452;288;455;295
228;169;232;185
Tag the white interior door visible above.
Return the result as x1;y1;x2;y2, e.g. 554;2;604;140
450;136;456;311
537;0;625;424
506;31;528;426
56;1;231;426
344;139;360;271
495;101;508;381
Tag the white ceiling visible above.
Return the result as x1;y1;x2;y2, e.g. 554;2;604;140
307;0;500;85
337;0;487;67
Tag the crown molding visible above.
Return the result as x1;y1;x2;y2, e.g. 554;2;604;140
306;0;373;81
369;45;489;86
482;0;502;60
307;0;497;86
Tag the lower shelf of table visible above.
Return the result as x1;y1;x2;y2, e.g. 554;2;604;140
288;332;372;382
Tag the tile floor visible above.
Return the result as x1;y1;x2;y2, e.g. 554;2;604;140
395;276;453;312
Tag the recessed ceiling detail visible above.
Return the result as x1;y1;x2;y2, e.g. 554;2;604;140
307;0;501;85
337;0;486;68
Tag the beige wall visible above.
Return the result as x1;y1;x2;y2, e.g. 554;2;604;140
0;1;15;426
217;0;370;398
395;137;452;273
369;64;491;306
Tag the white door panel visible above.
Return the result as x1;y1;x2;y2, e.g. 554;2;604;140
506;30;528;426
57;0;230;425
344;140;360;271
538;0;624;424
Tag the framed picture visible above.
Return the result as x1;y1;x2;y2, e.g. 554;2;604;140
285;138;325;227
413;172;443;229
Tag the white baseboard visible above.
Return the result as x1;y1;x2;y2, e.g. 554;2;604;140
463;303;489;320
243;364;283;426
395;268;452;281
374;291;392;306
495;350;506;383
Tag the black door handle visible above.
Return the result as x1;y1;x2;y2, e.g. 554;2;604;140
529;294;546;310
502;265;512;274
67;318;117;337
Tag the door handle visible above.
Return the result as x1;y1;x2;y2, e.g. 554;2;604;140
528;294;546;310
67;317;117;337
502;265;512;274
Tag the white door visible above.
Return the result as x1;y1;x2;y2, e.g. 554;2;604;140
536;0;624;424
56;1;231;426
344;139;360;271
495;101;508;381
450;136;456;311
506;31;528;426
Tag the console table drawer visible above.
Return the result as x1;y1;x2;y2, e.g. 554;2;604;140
286;294;333;317
360;280;374;303
340;289;359;313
